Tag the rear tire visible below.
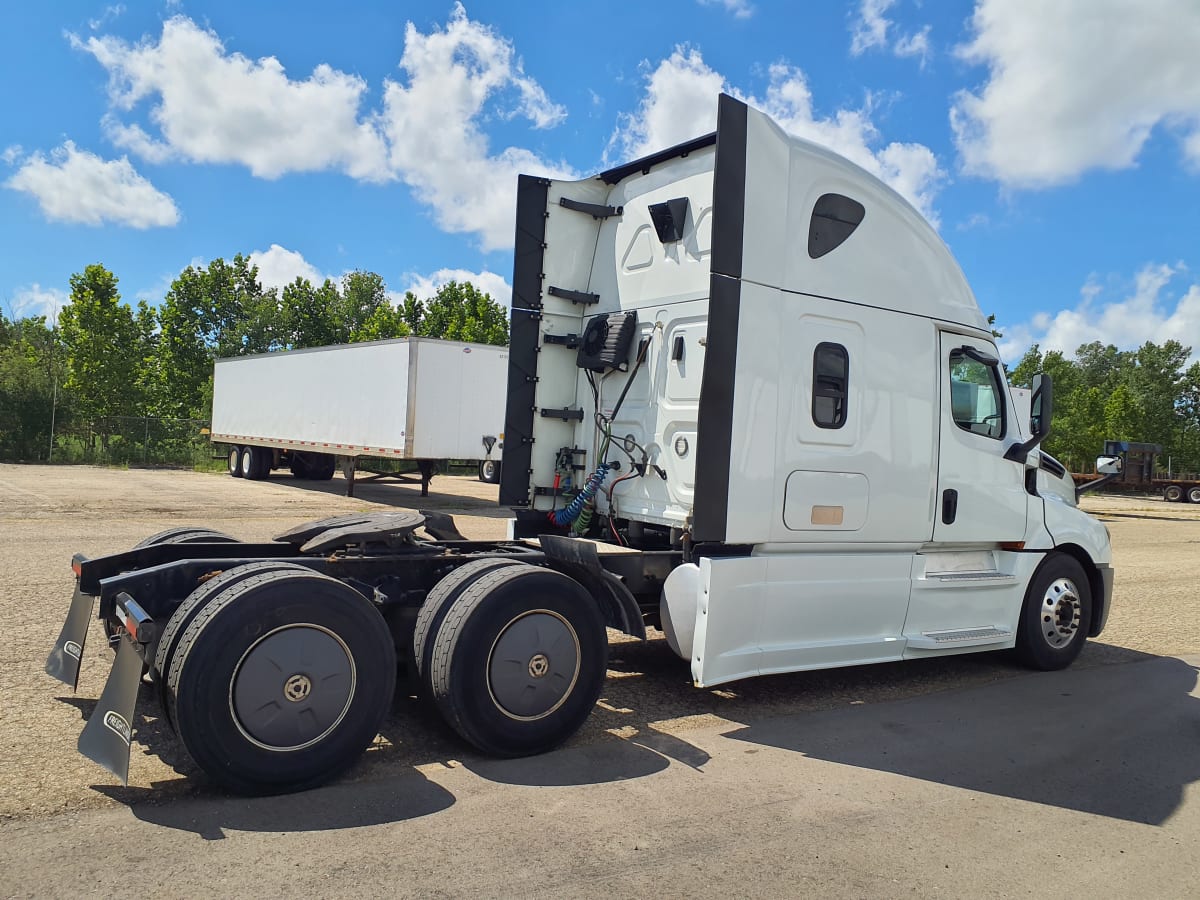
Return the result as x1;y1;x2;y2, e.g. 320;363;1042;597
133;527;238;548
1187;486;1200;504
228;446;242;478
1014;553;1092;671
478;459;501;484
1164;484;1183;502
307;453;336;481
154;562;314;729
413;559;530;696
240;446;271;480
289;452;312;479
429;566;607;757
166;569;396;795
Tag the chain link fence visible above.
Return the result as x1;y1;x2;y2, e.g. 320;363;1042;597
48;416;218;468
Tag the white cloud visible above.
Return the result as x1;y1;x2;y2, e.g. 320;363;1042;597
403;268;512;307
4;141;179;228
10;284;68;321
997;263;1200;365
850;1;931;65
89;4;125;31
850;0;893;55
611;48;944;224
72;9;573;251
893;25;931;67
697;0;755;19
248;244;330;292
74;16;392;181
1;145;21;165
952;0;1200;188
379;3;574;251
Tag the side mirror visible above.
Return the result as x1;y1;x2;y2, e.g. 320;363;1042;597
1030;373;1053;439
1096;455;1122;476
1004;371;1054;464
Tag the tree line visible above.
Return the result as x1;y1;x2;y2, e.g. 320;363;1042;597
0;256;508;462
1009;340;1200;475
3;261;1198;477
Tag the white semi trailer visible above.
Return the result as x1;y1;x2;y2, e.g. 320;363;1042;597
210;337;508;494
48;95;1118;795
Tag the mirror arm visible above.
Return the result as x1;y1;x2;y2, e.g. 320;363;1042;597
1075;471;1121;503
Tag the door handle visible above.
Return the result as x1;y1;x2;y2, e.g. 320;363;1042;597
941;489;958;524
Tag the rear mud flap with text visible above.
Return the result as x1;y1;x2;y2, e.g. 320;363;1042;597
45;580;94;690
77;637;143;785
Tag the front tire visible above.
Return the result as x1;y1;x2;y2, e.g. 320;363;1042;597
166;569;396;795
429;566;607;757
1014;553;1092;671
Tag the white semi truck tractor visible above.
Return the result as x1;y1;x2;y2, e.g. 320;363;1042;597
47;94;1118;794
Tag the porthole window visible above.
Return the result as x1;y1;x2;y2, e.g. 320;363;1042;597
813;343;849;428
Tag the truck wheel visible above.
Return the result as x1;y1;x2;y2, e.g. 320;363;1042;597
1187;486;1200;504
289;452;311;479
1164;484;1183;502
166;569;396;795
413;559;531;695
1014;554;1092;671
429;566;607;757
228;446;242;478
306;453;336;481
133;526;238;548
154;562;314;730
478;459;501;484
240;446;270;480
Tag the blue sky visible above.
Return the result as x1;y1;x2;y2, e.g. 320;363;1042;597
2;0;1199;365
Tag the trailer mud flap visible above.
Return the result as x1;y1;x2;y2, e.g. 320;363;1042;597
77;636;142;785
44;580;94;689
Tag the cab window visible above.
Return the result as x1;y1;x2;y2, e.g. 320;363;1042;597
949;350;1005;439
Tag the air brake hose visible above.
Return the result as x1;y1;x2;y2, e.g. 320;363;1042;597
549;462;609;527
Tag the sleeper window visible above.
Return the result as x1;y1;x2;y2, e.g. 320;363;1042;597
812;343;849;428
949;350;1005;439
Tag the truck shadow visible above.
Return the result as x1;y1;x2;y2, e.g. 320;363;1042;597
78;642;1197;836
721;652;1200;826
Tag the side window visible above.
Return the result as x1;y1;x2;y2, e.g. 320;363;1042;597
812;343;849;428
949;349;1005;439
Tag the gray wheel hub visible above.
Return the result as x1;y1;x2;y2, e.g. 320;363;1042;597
230;624;356;751
488;610;581;721
1041;577;1082;649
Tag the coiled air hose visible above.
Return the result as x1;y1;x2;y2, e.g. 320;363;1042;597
549;462;609;527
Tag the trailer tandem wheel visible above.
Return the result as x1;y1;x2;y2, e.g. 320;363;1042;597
154;561;316;730
227;446;242;477
1187;486;1200;504
166;569;396;795
429;566;608;757
1164;484;1183;502
478;459;501;484
413;559;532;696
1014;553;1092;671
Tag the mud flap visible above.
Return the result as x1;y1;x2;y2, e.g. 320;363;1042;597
44;580;94;689
77;636;142;785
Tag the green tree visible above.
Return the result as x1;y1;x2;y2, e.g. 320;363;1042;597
414;280;508;345
155;255;272;418
0;312;67;459
57;265;149;422
1103;384;1142;442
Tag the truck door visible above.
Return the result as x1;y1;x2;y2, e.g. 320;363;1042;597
933;334;1027;543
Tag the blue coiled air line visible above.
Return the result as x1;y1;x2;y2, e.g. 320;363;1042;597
550;463;609;527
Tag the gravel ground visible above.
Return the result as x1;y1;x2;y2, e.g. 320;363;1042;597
2;463;1197;822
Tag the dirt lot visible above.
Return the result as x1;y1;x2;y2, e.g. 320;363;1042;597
1;463;1198;822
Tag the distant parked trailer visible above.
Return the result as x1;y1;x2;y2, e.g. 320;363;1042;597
1070;441;1200;503
210;337;507;495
